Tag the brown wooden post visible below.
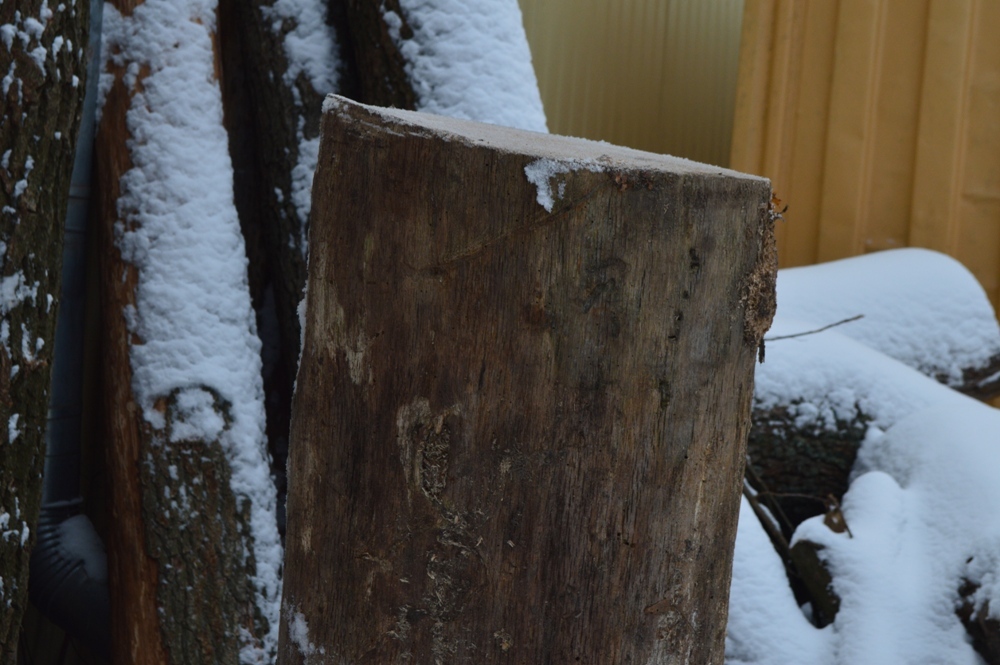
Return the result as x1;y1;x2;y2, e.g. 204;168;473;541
280;95;776;664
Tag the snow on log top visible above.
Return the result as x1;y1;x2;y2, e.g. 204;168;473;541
322;94;768;182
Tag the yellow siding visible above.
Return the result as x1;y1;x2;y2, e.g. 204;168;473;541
731;0;1000;307
518;0;745;168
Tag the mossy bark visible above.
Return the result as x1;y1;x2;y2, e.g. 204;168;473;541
0;1;89;661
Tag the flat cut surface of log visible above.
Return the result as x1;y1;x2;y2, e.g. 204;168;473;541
280;95;775;664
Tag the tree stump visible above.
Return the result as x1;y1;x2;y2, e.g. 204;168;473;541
279;95;776;664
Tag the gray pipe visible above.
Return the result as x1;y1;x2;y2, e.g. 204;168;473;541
28;0;110;659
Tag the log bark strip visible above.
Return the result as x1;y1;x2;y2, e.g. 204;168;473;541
96;2;277;662
279;96;776;664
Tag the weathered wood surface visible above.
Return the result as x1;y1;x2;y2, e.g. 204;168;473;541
0;0;89;660
279;95;776;664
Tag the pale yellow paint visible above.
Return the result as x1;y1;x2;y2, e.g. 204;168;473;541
518;0;745;168
731;0;1000;308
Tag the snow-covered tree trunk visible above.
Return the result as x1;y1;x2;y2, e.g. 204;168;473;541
95;1;281;663
0;1;89;660
279;96;776;665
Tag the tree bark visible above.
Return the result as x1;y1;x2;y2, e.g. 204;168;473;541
217;0;336;535
341;0;417;108
0;1;89;661
96;2;278;663
746;403;869;531
279;96;776;664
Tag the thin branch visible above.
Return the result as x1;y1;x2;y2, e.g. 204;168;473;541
765;314;864;342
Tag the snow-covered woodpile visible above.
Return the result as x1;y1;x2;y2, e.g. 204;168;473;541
730;248;1000;665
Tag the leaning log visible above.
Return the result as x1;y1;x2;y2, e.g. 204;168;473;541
217;0;339;534
278;95;776;664
96;2;281;663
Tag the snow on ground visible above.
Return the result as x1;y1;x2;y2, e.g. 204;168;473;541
101;2;281;661
728;249;1000;665
727;497;834;665
383;0;548;132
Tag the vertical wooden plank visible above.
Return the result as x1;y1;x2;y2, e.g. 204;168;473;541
731;0;830;267
955;0;1000;305
858;0;929;254
729;0;778;176
731;0;1000;307
519;0;744;165
781;0;839;267
816;0;885;262
910;0;975;252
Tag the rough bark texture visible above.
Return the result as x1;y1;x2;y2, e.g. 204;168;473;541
746;404;870;531
217;0;327;535
0;1;89;661
279;96;776;664
95;3;269;663
341;0;417;108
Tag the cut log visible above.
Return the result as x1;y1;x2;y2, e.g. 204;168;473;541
747;402;869;531
278;95;776;664
0;1;90;660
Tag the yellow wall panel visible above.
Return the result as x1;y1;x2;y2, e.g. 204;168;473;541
732;0;1000;308
519;0;745;167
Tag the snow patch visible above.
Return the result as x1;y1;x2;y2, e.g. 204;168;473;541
729;249;1000;664
523;158;600;212
776;249;1000;386
286;608;324;659
259;0;339;96
384;0;548;132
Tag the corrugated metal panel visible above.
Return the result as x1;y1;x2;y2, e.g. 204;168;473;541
731;0;1000;307
518;0;745;167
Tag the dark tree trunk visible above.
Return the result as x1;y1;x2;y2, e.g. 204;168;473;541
217;0;334;535
0;1;89;660
278;96;776;664
341;0;417;108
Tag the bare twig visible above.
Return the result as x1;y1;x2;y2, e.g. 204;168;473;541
764;314;864;342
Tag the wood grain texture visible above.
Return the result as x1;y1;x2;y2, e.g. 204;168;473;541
280;96;775;664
